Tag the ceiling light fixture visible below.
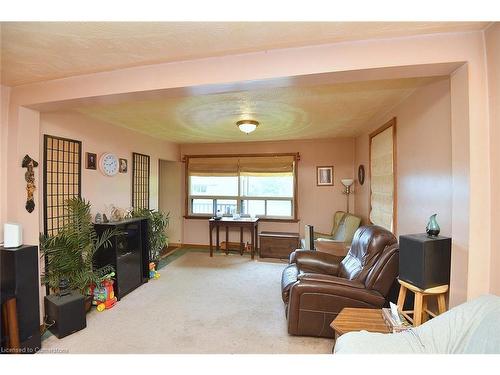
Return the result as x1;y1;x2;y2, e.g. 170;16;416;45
237;120;259;134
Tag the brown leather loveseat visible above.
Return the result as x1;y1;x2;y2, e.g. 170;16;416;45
281;225;399;338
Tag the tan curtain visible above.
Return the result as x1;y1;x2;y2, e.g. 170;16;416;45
187;155;295;176
239;155;295;176
370;126;394;231
187;157;239;176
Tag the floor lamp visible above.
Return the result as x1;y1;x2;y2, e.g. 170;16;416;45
341;178;354;213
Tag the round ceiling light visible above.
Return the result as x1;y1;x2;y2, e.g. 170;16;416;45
236;120;259;134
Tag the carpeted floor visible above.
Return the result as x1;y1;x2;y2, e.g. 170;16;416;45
41;249;333;354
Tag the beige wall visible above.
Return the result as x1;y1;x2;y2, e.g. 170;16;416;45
180;138;355;245
0;85;10;243
40;111;180;217
486;23;500;295
159;160;183;245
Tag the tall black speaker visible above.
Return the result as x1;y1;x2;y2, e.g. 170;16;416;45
399;234;451;290
1;245;41;353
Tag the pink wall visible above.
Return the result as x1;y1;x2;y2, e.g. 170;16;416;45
2;30;494;302
40;111;180;216
486;23;500;295
0;85;10;243
354;78;452;236
180;138;355;245
354;78;472;305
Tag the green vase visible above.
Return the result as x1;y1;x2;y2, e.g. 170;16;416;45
426;214;440;236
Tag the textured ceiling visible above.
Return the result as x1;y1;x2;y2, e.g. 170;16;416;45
75;76;444;143
0;21;489;86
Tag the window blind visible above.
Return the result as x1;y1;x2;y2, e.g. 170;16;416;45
370;125;395;232
187;155;295;176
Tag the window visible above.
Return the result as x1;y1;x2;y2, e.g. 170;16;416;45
43;135;82;236
132;152;150;209
185;154;298;220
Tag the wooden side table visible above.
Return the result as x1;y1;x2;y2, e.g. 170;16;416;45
330;308;390;341
397;278;448;327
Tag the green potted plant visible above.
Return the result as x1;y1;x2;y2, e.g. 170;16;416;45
40;197;118;312
130;208;169;266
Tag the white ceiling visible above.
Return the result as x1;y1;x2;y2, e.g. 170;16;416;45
0;21;489;86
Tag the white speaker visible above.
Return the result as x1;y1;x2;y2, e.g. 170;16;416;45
3;222;23;248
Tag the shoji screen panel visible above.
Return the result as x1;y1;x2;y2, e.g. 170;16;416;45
369;118;396;233
132;152;150;210
43;135;82;236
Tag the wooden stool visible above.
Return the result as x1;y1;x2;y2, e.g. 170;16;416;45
397;279;448;327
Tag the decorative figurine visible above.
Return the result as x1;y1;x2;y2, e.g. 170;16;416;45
102;214;109;223
426;213;440;236
21;155;39;213
95;213;103;224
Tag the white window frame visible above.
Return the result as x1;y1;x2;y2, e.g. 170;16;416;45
185;154;299;221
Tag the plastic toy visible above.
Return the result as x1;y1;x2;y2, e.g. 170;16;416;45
149;262;160;280
90;272;118;312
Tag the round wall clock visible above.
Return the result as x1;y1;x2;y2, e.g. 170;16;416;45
358;164;365;185
99;153;119;176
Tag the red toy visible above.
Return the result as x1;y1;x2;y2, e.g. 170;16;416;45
91;273;118;312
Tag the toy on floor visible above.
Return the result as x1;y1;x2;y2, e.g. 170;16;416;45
91;272;118;312
149;262;160;280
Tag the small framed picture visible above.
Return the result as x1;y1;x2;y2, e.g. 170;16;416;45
317;166;334;186
119;158;128;173
86;152;97;170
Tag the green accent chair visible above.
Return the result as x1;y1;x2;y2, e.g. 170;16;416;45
308;211;362;256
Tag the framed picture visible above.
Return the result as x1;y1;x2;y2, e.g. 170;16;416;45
86;152;97;170
316;166;334;186
119;158;128;173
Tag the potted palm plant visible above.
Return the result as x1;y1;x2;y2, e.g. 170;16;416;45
130;208;169;266
40;197;118;312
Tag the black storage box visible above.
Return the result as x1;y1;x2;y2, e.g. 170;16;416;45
399;233;451;289
44;291;86;339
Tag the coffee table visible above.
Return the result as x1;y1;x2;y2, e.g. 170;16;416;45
330;308;391;341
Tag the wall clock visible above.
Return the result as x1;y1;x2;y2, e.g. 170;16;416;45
99;153;119;176
358;164;365;185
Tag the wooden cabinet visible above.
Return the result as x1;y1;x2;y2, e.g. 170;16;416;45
93;218;149;300
259;231;300;259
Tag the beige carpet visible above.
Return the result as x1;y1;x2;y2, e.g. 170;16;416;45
41;251;333;354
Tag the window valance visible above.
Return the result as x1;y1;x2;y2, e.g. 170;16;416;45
186;154;297;177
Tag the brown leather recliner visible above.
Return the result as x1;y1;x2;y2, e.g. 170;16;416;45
281;225;399;338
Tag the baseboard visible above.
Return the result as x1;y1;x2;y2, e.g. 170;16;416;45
181;243;210;249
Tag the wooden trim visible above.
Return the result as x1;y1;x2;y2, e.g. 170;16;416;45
182;152;300;162
184;157;189;219
183;153;300;221
183;215;299;223
368;117;397;234
181;243;210;249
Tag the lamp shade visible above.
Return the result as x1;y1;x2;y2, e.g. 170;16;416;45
341;178;354;187
237;120;259;134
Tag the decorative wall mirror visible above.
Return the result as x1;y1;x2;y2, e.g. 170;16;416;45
369;118;397;233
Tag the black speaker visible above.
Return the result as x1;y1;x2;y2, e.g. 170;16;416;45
0;245;41;354
399;234;451;289
44;291;86;339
